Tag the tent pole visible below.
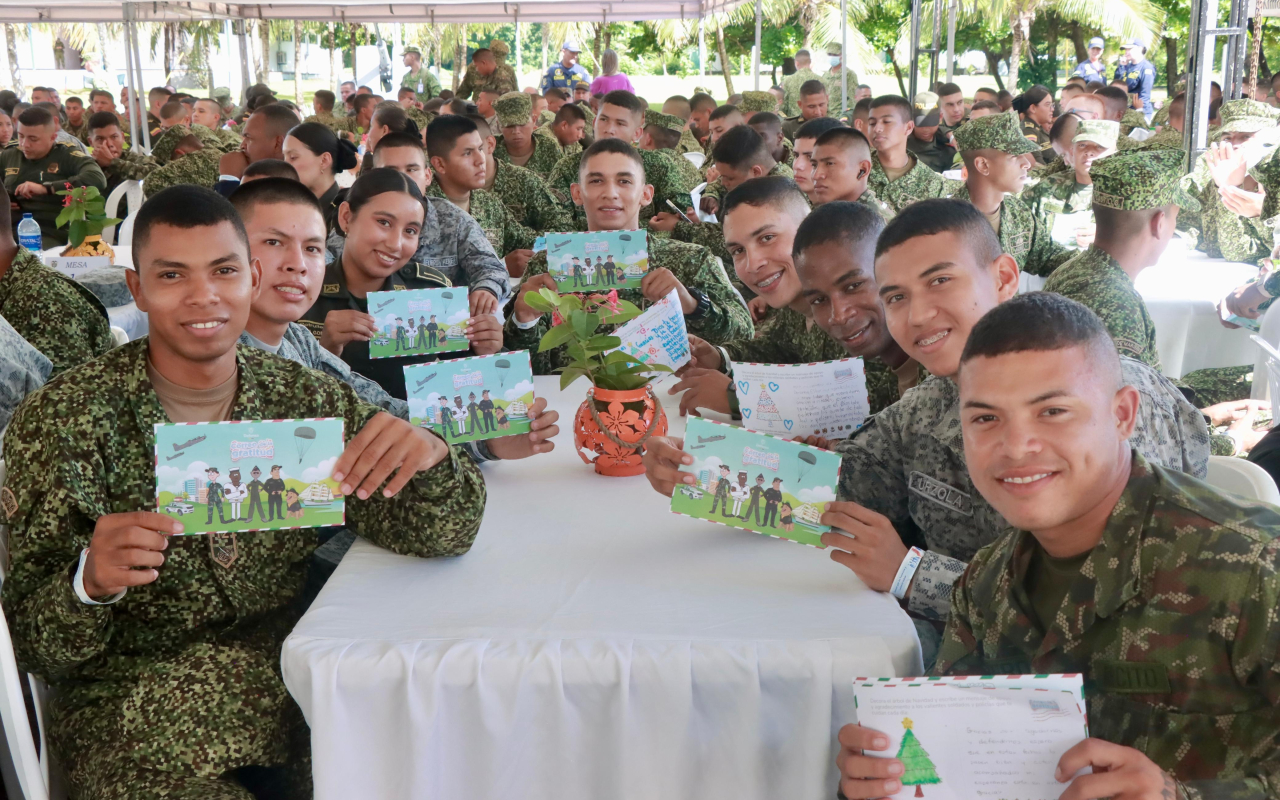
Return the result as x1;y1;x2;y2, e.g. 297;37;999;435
238;21;251;100
946;0;957;81
131;7;151;154
754;0;762;90
515;15;522;85
122;5;140;155
841;0;848;118
698;16;706;78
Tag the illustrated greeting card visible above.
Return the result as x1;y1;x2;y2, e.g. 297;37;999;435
154;418;346;535
366;287;470;359
404;351;536;444
670;417;841;547
543;230;650;291
608;288;691;378
852;677;1089;800
731;358;870;438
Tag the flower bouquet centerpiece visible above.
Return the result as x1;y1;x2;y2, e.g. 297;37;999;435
56;183;120;259
524;287;671;476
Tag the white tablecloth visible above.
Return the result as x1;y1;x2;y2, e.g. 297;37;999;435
282;377;922;800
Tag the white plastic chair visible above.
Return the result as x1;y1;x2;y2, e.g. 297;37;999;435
683;151;706;169
109;327;129;348
1251;309;1280;402
101;180;144;248
1205;455;1280;504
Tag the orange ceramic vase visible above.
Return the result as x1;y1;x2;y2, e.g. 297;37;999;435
574;384;669;476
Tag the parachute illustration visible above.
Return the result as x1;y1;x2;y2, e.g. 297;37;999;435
294;425;316;463
440;291;454;316
495;358;511;387
796;451;817;484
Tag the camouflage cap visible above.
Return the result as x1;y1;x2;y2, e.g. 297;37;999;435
953;110;1039;155
494;91;532;127
644;110;685;133
1090;149;1201;212
489;39;510;58
1073;119;1120;150
403;45;422;57
1218;98;1280;134
150;123;192;165
693;85;715;97
827;43;842;55
211;87;232;103
739;90;777;114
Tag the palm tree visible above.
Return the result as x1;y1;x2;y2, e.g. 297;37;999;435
4;24;20;97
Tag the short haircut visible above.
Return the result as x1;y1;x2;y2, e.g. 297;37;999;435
814;126;872;157
554;104;587;126
425;114;479;160
65;96;83;108
970;99;1001;114
256;103;302;136
749;111;782;129
852;97;872;121
795;116;846;141
959;291;1119;380
545;87;569;101
795;48;811;60
938;82;963;98
792;200;885;260
148;87;172;102
690;93;717;113
472;48;493;61
709;104;744;123
869;94;913;122
444;98;474;116
465;113;492;138
600;90;645;120
352;93;379;114
578;138;645;180
664;95;692;119
712;124;772;169
875;198;1001;264
313;89;336;111
87;110;122;132
1095;85;1129;117
16;106;53;128
1168;92;1186;117
159;101;187;120
1049;112;1080;145
133;185;249;263
722;175;810;222
229;175;322;221
974;87;999;99
645;123;681;150
1066;76;1087;86
800;79;827;98
88;89;114;104
374;131;426;154
34;102;66;127
240;159;300;181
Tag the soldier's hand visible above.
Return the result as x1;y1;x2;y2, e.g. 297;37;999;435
465;313;503;355
319;309;377;356
486;397;560;459
1203;398;1270;427
641;268;696;313
684;334;722;371
334;412;449;500
747;295;770;323
513;273;559;325
219;150;251;179
641;436;693;497
836;724;903;799
83;512;183;599
647;211;681;233
794;434;835;450
504;249;535;278
699;194;720;215
1220;184;1265;218
1206;141;1247;188
1223;280;1269;321
670;368;732;417
469;290;499;317
819;502;909;593
1055;739;1178;800
13;182;47;199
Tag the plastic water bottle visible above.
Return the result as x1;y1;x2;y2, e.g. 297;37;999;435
16;213;41;251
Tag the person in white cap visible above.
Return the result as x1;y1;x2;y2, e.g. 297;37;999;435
1074;37;1108;84
539;40;591;93
1114;38;1156;120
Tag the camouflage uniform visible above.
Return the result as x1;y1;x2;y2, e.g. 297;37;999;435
1189;100;1279;264
488;158;575;236
0;313;51;448
456;41;519;101
834;361;1211;622
950;184;1072;277
141;147;223;196
677;127;702;155
494;132;563;181
780;67;823;117
935;451;1280;799
0;142;107;247
1120;108;1150;136
739;91;778;116
548;147;695;231
1021;171;1093;217
406;196;512;306
820;48;859;117
149;124;194;166
0;249;113;376
187;123;233;153
64;118;91;145
303;111;340;131
202;124;242;152
400;46;443;104
702;160;795;204
0;340;486;800
100;147;157;195
427;183;536;258
506;233;753;374
406;107;435;132
867;152;956;213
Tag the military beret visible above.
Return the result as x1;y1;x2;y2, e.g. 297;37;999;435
494;91;532;127
953;110;1039;155
1090;149;1201;213
1218;98;1280;134
150;124;192;165
644;110;685;133
489;39;510;58
403;45;422;57
739;90;777;114
1073;119;1120;150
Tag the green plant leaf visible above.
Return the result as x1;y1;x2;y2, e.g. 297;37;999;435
558;293;583;312
54;207;73;228
559;367;589;390
583;334;622;351
571;312;599;341
523;292;554;313
68;219;86;248
565;342;588;364
537;322;577;352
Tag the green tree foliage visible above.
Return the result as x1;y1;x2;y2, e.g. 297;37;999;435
896;720;942;796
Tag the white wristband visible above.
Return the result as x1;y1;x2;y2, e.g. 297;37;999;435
73;548;126;606
890;547;924;600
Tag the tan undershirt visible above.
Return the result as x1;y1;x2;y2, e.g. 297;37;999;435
983;205;1002;236
147;359;239;423
880;156;914;183
894;357;923;397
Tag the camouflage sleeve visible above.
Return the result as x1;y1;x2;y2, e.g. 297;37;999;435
0;316;51;441
547;155;588;231
528;179;575;234
5;273;113;377
502;253;554;374
455;69;477;100
451;209;513;306
1209;199;1270;264
929;565;986;676
499;203;538;255
1023;208;1074;278
702;179;725;202
424;71;442;99
651;158;695;222
721;309;798;365
679;249;754;344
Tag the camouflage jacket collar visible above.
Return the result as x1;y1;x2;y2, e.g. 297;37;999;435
1078;245;1132;284
0;248;44;310
924;376;966;456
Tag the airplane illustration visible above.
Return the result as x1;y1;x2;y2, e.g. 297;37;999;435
375;299;396;312
688;445;706;450
166;452;186;461
549;239;572;252
174;435;206;451
415;373;438;389
697;435;725;443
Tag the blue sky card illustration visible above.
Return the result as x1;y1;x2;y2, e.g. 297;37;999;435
670;417;841;547
544;230;649;291
404;351;536;444
731;358;870;438
366;287;470;359
154;418;346;535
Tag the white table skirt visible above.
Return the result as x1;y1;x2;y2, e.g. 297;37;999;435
282;376;922;800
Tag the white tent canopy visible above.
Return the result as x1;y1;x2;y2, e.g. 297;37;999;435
0;0;746;24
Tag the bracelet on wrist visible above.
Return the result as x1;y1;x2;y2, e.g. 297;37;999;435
890;547;924;600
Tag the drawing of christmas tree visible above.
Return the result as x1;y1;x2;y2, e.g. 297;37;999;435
755;384;782;421
897;717;941;797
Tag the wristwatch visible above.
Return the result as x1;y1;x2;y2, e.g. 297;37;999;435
686;287;711;320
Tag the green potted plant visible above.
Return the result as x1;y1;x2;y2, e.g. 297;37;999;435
523;287;672;476
53;183;120;268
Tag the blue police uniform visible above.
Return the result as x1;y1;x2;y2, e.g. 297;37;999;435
1074;59;1107;84
1115;58;1157;117
539;62;591;93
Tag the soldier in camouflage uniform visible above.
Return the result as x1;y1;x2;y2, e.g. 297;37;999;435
738;90;778;116
809;127;895;221
492;92;564;180
780;49;823;117
484;150;575;236
400;45;442;105
952;111;1073;277
456;41;519;101
866;95;956;213
1120;107;1150;136
507;140;752;373
642;110;704;190
838;291;1280;800
821;43;860;118
0;313;51;446
87;111;157;195
1021;118;1117;222
140;124;224;196
428;181;536;266
1;187;486;800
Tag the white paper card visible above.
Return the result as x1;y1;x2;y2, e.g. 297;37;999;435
608;289;691;377
853;681;1088;800
731;358;870;438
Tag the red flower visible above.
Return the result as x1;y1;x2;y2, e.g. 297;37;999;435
63;182;71;189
